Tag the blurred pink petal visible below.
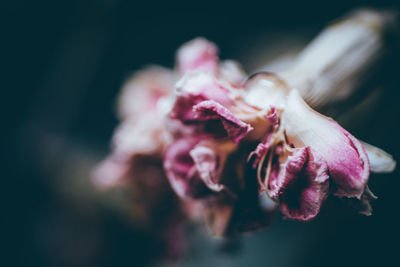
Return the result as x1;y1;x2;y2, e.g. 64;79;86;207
117;66;176;119
177;38;219;74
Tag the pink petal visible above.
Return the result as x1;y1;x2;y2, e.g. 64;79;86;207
112;114;166;159
164;138;210;199
177;38;219;74
169;72;233;122
248;107;280;167
268;147;329;221
265;106;279;129
283;90;370;199
164;137;230;199
117;66;175;119
189;144;226;192
193;100;253;144
91;157;130;189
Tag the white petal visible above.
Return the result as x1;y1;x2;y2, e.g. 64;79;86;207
362;141;396;173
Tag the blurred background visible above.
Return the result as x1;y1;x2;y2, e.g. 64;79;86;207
4;0;400;266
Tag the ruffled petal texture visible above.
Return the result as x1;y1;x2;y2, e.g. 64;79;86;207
94;34;396;240
268;147;329;221
193;100;253;144
164;137;235;199
283;90;370;199
169;72;233;122
247;74;378;221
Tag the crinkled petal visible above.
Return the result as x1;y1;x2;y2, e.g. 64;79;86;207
164;137;234;199
193;100;253;144
169;93;208;122
265;106;279;129
283;90;369;199
248;106;280;167
268;147;329;221
164;138;211;199
189;143;225;192
346;186;377;216
169;72;233;122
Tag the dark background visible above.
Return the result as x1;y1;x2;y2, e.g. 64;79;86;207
4;0;400;266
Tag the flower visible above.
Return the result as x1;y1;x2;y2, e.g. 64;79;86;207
94;26;396;238
165;38;395;227
163;38;276;235
246;73;372;220
163;136;235;199
165;38;254;197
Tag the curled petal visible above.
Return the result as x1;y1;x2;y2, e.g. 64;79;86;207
164;137;234;199
169;93;209;122
268;147;329;221
265;107;279;129
164;138;211;199
362;141;396;173
248;106;280;167
283;90;370;199
190;143;225;192
169;72;233;122
249;142;270;168
177;38;219;74
248;130;275;168
194;100;253;144
349;186;377;216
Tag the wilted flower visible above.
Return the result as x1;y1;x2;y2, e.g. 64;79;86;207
162;38;277;235
245;72;385;220
93;9;397;243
